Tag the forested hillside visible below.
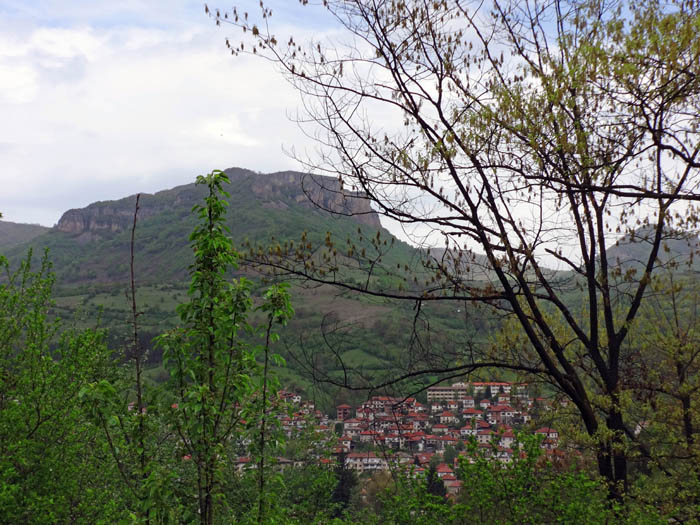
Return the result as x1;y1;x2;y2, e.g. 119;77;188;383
3;168;498;410
0;220;49;251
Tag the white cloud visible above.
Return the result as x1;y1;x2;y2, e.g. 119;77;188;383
31;27;105;60
0;10;315;226
0;62;38;103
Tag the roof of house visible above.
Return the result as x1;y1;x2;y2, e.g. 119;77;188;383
436;463;453;473
489;405;515;412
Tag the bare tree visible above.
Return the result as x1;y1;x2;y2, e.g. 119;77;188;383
210;0;700;501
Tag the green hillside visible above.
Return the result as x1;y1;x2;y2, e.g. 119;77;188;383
606;226;700;271
3;168;492;409
5;168;421;287
0;221;49;252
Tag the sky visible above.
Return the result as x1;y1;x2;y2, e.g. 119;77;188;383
0;0;334;226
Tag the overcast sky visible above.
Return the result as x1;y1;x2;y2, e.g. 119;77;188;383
0;1;334;226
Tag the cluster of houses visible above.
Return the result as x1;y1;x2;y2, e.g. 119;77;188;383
276;389;333;436
235;383;562;496
335;382;561;482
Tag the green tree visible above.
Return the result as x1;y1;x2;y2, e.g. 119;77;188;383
425;463;447;499
0;251;120;523
621;272;700;521
454;434;661;524
443;445;458;467
156;170;293;524
331;451;358;517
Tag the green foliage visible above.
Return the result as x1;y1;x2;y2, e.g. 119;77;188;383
0;251;121;523
223;464;339;524
0;237;677;523
331;452;358;517
79;365;180;522
154;171;297;524
76;171;301;524
361;483;455;525
425;463;446;499
6;166;699;522
455;435;627;525
334;435;663;525
155;170;262;524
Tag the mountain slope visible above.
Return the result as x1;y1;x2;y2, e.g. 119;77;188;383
5;168;472;408
13;169;694;408
6;167;400;288
606;226;700;272
0;221;50;252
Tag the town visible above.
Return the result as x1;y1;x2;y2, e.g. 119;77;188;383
252;381;564;496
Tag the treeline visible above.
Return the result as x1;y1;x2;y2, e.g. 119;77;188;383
0;172;693;523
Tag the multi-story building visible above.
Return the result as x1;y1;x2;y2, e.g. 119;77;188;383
336;403;352;420
345;451;388;472
427;384;470;402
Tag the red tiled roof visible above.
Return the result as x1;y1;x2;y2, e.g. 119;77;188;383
436;463;453;473
489;405;515;412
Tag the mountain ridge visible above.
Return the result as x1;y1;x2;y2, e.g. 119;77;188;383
54;167;381;240
2;167;398;289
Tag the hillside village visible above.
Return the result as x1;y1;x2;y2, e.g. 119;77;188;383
251;382;564;496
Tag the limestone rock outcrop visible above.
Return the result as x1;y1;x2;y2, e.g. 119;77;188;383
55;168;381;237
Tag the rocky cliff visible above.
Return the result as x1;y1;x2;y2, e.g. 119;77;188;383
232;169;381;228
56;205;153;239
55;168;381;238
